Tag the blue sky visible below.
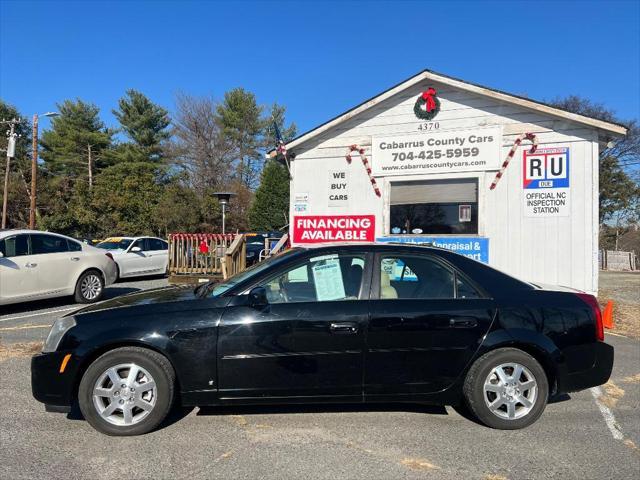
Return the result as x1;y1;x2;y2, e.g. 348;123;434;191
1;0;639;136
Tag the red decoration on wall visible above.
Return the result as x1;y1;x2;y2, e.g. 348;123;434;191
489;132;538;190
421;88;438;112
345;145;382;197
414;87;441;120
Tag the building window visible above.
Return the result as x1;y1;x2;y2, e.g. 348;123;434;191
389;178;478;235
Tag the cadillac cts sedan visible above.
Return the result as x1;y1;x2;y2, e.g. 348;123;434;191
31;244;613;436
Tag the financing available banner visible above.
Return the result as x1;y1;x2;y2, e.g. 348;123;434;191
293;215;375;243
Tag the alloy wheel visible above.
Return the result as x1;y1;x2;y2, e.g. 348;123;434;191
81;274;102;300
92;363;157;426
483;362;538;420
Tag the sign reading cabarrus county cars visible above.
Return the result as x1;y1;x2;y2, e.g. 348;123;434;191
371;126;501;176
293;215;375;243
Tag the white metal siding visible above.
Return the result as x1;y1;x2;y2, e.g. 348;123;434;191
290;79;600;294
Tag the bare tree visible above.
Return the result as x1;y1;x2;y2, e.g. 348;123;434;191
170;93;236;194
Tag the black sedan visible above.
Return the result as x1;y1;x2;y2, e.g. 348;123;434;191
32;244;613;436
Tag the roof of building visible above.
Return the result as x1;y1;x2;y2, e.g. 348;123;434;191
270;68;628;155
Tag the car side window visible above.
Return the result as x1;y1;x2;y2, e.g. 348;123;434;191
1;235;30;257
260;253;367;304
131;239;146;251
380;255;455;299
30;234;69;255
148;238;166;251
456;275;482;299
67;240;82;252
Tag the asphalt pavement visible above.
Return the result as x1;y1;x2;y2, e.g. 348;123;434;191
1;278;639;480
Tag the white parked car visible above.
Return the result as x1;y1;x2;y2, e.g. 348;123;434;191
0;230;118;306
96;236;168;279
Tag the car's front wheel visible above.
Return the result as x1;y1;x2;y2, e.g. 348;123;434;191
78;347;175;435
463;348;548;429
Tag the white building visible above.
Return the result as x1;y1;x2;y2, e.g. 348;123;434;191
278;70;626;294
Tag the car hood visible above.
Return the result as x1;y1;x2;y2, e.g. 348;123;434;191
72;286;197;314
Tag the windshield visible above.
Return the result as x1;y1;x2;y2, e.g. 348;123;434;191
97;239;133;250
204;248;299;297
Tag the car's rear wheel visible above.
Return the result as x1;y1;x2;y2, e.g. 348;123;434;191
78;347;175;436
463;348;548;429
74;270;105;303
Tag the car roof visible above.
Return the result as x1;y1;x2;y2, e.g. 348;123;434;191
0;229;76;240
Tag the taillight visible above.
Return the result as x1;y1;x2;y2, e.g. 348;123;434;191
576;293;604;342
105;252;114;261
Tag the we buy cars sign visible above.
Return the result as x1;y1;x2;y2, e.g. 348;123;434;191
293;215;375;243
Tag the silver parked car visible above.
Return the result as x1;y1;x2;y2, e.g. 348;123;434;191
0;230;118;305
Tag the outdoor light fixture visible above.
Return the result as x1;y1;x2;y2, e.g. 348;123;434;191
213;191;235;234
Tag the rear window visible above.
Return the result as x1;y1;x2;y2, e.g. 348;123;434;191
67;240;83;252
0;235;30;257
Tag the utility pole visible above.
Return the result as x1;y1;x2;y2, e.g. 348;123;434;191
27;111;58;229
2;119;17;229
29;114;38;229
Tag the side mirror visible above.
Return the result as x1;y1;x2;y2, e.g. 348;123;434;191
247;286;268;308
130;246;142;253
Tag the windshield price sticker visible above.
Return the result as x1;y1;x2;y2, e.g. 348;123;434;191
372;127;501;176
312;260;346;301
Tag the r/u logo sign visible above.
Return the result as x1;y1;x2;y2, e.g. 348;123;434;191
523;147;570;189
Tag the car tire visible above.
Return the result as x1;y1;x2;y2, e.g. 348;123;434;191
463;348;548;430
74;270;105;303
78;347;175;436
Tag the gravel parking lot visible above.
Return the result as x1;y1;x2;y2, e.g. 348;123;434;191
1;277;639;479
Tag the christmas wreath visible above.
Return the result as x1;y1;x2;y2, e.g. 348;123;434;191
413;87;440;120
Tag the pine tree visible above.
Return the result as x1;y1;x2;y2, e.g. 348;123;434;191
216;88;264;189
248;160;290;231
112;89;170;163
39;99;112;181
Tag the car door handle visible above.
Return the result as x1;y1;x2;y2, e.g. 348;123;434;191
70;257;80;261
449;317;478;328
329;322;359;334
25;262;37;268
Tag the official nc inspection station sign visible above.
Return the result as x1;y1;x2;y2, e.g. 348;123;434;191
523;147;570;217
377;236;489;263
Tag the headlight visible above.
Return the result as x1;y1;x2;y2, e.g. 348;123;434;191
43;317;76;353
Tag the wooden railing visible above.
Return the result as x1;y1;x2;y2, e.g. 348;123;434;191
260;233;288;260
168;233;237;279
222;234;247;279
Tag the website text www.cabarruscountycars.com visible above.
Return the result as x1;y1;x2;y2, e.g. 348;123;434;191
377;135;493;172
379;148;486;172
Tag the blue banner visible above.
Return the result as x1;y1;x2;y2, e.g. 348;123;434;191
376;236;489;263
